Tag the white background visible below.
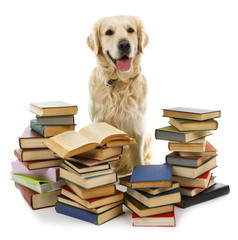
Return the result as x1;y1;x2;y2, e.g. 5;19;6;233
1;0;237;239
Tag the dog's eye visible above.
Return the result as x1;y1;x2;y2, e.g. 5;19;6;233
105;29;114;36
127;27;134;33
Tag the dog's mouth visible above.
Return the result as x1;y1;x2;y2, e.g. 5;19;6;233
107;51;132;72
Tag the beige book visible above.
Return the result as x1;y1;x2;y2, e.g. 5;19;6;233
44;122;136;158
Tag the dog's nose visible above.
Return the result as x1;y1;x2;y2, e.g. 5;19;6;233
118;40;131;54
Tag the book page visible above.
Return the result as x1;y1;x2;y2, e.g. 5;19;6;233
79;122;127;146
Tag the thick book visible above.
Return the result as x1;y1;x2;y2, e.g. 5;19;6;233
55;202;124;225
11;160;60;181
120;175;179;195
168;118;218;131
30;119;75;137
179;177;216;197
166;152;215;167
126;188;181;208
36;115;75;125
172;156;217;179
178;141;217;157
132;211;175;227
14;148;58;162
11;172;65;194
15;182;61;210
124;193;174;217
44;122;136;159
66;181;116;200
59;167;118;189
77;146;123;161
61;185;124;209
129;165;172;189
29;101;78;117
168;138;207;152
19;126;48;149
57;194;124;214
155;126;211;142
162;107;221;121
176;182;230;208
172;171;213;189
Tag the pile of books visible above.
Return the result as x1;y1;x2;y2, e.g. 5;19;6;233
155;107;230;208
11;101;78;209
120;164;181;227
44;121;136;225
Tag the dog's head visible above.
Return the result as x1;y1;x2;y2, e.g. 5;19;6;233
87;15;149;74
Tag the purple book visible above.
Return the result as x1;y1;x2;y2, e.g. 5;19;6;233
11;160;59;182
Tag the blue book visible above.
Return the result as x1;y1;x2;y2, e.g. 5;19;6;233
130;164;172;189
55;202;124;225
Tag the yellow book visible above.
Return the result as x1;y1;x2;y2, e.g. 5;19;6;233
44;122;136;158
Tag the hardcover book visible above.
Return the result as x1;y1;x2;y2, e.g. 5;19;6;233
55;201;124;225
168;118;218;131
11;160;60;181
162;107;221;121
30;119;75;137
19;126;48;149
29;101;78;116
129;165;172;189
36;115;75;125
60;185;124;209
15;182;61;210
11;172;65;194
176;182;230;208
155;126;211;142
124;193;174;217
132;211;175;227
44;122;136;158
126;188;181;208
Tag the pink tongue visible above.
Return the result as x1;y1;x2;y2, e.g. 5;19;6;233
116;58;131;71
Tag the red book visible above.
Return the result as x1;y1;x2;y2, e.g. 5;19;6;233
60;185;124;209
15;182;61;210
173;171;213;189
132;211;176;227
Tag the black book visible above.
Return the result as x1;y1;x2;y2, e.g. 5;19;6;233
176;182;230;208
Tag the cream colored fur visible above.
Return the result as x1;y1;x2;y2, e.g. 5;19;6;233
87;16;152;175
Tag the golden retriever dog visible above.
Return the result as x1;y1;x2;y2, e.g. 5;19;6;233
87;15;152;175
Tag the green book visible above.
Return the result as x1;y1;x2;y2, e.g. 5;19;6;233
155;125;212;142
10;172;65;193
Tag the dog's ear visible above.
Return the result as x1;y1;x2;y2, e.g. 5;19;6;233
87;24;100;55
137;21;149;53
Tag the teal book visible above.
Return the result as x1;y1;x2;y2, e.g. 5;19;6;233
129;165;172;189
30;119;75;137
55;202;124;225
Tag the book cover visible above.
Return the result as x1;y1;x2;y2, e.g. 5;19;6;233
11;160;60;181
155;126;211;142
15;182;61;210
30;101;78;116
162;107;221;121
176;182;230;208
55;202;124;225
130;164;172;188
19;126;48;149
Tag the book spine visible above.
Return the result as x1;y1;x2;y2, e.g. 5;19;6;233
55;202;98;224
30;119;45;137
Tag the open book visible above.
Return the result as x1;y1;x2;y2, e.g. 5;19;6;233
44;122;136;158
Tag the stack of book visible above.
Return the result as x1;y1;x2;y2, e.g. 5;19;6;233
29;101;78;137
11;101;78;210
120;164;181;227
155;107;230;208
44;122;136;225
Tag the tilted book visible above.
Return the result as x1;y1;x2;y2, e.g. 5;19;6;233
44;122;136;158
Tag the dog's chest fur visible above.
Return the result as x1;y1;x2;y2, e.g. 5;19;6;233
89;72;147;136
